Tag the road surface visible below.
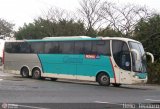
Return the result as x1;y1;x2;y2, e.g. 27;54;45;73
0;71;160;109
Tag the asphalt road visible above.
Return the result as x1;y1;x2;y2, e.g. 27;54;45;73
0;70;160;109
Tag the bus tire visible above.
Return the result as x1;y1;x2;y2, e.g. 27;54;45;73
21;67;29;78
112;83;121;87
51;78;58;81
32;68;41;79
97;73;110;86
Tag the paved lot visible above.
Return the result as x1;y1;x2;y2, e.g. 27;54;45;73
0;70;160;109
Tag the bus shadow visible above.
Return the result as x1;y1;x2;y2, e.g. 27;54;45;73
53;79;151;90
14;76;100;86
13;76;151;90
112;85;151;90
57;80;153;90
53;79;100;86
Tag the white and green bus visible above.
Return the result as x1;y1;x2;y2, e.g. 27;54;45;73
3;36;154;86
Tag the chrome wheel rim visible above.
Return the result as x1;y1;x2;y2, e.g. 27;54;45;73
101;75;109;84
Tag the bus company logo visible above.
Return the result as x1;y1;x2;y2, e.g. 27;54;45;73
85;54;100;59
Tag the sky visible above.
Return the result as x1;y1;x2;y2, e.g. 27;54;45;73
0;0;160;31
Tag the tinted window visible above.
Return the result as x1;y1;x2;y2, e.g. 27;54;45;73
5;42;14;53
5;40;111;55
74;41;92;54
112;40;131;71
84;41;92;54
30;42;44;53
59;41;74;54
11;42;21;53
74;40;110;55
45;42;59;54
5;42;13;53
19;42;30;53
92;40;110;55
74;41;84;54
5;42;30;53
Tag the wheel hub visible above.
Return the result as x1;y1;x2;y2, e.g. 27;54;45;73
101;75;108;83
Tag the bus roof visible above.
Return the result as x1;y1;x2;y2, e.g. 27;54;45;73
43;36;91;39
102;37;141;44
5;36;141;44
28;37;101;42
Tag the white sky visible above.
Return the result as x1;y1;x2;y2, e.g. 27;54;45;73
0;0;159;31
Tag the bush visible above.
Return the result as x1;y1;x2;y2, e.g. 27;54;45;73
147;62;160;84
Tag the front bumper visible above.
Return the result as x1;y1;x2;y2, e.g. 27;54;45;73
131;77;147;84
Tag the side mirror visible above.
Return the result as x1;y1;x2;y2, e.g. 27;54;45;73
130;49;140;61
146;52;154;63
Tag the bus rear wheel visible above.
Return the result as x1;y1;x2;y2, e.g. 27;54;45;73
21;67;29;78
97;73;110;86
32;68;41;79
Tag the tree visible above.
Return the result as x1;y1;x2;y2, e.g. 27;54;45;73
15;18;86;39
0;18;14;38
15;18;51;39
78;0;102;36
134;14;160;62
34;18;56;37
42;7;77;23
98;27;122;37
54;19;86;36
99;2;151;37
134;14;160;84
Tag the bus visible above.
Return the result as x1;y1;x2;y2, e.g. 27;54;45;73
3;36;154;86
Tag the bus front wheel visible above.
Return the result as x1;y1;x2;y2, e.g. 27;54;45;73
32;68;41;79
97;73;110;86
21;67;29;78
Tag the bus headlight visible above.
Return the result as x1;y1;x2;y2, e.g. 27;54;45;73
133;75;139;79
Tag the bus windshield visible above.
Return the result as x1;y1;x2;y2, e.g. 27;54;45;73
129;41;147;73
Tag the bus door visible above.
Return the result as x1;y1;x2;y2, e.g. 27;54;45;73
112;40;132;84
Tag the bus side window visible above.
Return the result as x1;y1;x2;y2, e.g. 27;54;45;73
30;42;44;54
84;41;92;54
59;41;74;54
74;41;92;54
19;42;30;53
11;42;21;53
92;40;110;55
45;42;59;54
5;43;12;53
74;41;84;54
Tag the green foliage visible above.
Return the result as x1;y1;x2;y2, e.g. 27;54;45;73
15;19;50;39
98;27;122;37
0;18;14;37
147;62;160;84
15;18;86;39
86;27;97;37
134;14;160;62
135;14;160;84
54;19;86;36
